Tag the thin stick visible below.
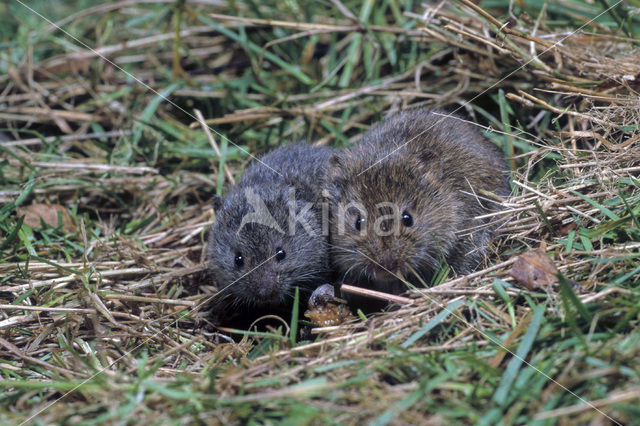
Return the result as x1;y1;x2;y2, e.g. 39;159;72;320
101;294;197;306
340;284;414;305
30;162;157;174
0;130;132;147
194;109;235;185
0;304;96;314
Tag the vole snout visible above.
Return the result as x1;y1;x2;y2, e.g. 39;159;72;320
376;251;399;274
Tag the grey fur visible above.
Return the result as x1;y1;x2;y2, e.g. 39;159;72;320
207;144;333;311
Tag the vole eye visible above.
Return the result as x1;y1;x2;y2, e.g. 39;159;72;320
354;213;365;231
275;247;286;262
401;211;413;227
234;252;244;268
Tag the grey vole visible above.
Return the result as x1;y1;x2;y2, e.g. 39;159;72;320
326;109;510;298
207;144;332;321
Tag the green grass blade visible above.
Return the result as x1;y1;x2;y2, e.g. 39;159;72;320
290;286;300;347
402;299;464;349
558;271;593;323
492;303;545;405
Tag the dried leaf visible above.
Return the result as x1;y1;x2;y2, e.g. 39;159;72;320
16;203;77;234
557;221;577;236
510;248;558;290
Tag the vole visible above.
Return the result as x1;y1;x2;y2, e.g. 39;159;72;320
207;144;332;324
326;109;510;300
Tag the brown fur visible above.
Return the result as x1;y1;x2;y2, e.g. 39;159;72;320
326;109;510;299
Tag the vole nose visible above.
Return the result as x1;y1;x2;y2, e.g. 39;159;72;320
378;251;399;272
380;218;393;233
253;269;279;298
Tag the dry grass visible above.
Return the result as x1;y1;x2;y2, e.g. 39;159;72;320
1;0;639;424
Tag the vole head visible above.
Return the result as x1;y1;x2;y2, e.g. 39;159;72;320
326;149;463;284
208;185;328;308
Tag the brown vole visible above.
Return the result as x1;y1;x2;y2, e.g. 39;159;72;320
207;144;332;322
326;109;510;298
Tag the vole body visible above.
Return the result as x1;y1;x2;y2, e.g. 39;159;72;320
207;144;332;321
326;109;510;299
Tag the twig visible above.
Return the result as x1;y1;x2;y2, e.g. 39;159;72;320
194;109;235;185
340;284;414;305
0;304;96;314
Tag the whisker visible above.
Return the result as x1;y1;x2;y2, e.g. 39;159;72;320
326;242;360;255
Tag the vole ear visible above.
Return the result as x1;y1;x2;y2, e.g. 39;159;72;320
419;149;439;166
417;150;445;184
212;195;224;213
328;153;344;169
327;152;348;179
325;152;354;199
325;152;348;186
